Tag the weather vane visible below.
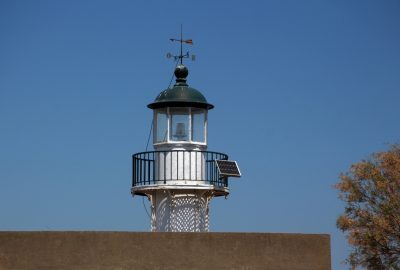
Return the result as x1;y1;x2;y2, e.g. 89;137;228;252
167;25;195;64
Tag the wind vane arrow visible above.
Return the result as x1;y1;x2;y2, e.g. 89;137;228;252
167;25;195;64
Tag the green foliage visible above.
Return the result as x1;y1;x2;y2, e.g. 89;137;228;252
335;145;400;270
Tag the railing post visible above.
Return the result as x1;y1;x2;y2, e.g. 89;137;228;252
145;153;147;185
147;152;150;185
176;150;179;180
164;152;167;184
152;152;155;185
132;155;136;187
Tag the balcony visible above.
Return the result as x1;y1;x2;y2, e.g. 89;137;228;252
132;150;229;195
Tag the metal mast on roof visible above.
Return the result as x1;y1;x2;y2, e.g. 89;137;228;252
167;25;195;63
179;24;183;64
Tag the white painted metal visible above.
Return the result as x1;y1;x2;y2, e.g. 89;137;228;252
135;105;222;232
155;150;206;184
148;190;211;232
153;107;208;146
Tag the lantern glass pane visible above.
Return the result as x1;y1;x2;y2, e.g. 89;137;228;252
155;108;168;143
170;108;189;141
192;108;205;142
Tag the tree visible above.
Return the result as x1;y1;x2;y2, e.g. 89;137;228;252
335;145;400;270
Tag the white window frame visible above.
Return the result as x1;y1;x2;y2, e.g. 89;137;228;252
153;107;207;146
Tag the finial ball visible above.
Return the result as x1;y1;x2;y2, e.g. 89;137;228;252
174;64;189;79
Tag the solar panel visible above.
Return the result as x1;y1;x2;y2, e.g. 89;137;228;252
215;160;241;177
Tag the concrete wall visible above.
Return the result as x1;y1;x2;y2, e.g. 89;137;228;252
0;232;330;270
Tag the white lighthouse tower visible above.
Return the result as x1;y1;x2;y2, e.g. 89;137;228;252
131;38;240;232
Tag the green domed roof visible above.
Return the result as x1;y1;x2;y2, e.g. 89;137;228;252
147;65;214;110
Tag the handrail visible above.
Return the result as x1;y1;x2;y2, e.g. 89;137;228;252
132;150;228;188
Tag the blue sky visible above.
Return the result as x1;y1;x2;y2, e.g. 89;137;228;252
1;1;399;269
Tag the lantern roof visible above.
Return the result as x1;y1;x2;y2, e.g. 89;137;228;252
147;64;214;110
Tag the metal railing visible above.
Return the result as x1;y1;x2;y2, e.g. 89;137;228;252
132;150;229;188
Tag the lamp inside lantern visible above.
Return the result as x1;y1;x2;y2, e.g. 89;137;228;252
174;123;187;140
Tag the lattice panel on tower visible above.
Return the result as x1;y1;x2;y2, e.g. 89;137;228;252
152;192;210;232
170;195;208;232
172;197;197;232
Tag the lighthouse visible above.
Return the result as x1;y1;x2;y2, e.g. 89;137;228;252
131;37;240;232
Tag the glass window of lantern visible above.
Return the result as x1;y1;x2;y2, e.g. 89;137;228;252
155;108;168;143
191;108;206;143
170;108;189;141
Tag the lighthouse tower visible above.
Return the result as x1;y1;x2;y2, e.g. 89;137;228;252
131;39;240;232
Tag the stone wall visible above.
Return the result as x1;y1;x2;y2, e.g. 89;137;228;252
0;232;330;270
